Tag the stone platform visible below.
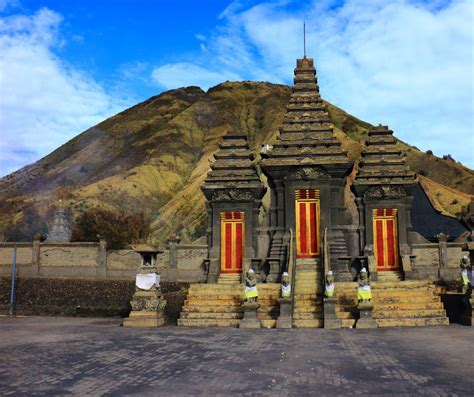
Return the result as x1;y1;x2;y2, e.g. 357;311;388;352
0;316;473;396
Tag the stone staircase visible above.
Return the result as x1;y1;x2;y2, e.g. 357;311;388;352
333;280;449;328
256;284;280;328
333;282;359;328
217;273;241;284
377;271;404;282
371;280;449;327
292;259;324;328
178;283;243;327
328;230;349;269
178;282;280;328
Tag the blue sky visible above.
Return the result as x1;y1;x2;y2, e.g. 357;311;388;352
0;0;473;177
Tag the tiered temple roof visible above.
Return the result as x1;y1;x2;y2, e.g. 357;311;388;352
202;132;264;199
260;57;352;170
354;125;416;186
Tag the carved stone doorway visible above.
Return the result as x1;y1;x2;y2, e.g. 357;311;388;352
220;211;245;274
373;208;400;271
295;189;321;259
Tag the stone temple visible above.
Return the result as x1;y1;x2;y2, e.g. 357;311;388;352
178;55;470;328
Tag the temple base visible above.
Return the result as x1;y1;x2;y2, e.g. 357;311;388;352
123;289;167;328
123;310;165;328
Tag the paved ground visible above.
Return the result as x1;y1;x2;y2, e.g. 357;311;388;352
0;316;472;396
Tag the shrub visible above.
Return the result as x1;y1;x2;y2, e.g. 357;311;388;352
4;206;48;241
71;208;151;249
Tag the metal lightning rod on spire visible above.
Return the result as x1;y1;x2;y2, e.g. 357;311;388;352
303;20;306;58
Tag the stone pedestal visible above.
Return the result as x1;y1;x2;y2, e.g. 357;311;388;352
356;301;377;329
239;302;261;328
123;290;167;328
324;298;341;329
276;298;292;328
266;259;281;283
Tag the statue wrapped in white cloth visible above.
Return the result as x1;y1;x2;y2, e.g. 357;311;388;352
357;268;372;302
325;270;335;298
244;268;258;302
281;272;291;298
136;273;160;291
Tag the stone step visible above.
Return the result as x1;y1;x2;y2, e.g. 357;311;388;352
372;309;447;319
294;293;323;300
373;288;436;295
187;294;243;300
294;288;323;294
295;278;322;284
341;319;357;328
295;278;321;284
184;300;242;307
293;312;323;320
182;306;242;313
377;272;404;281
257;313;279;321
335;311;356;319
294;310;323;317
189;285;240;291
376;317;449;328
292;319;324;328
180;312;243;320
296;270;321;276
190;284;280;291
372;302;444;311
296;265;320;272
335;280;433;290
294;301;322;308
177;318;241;327
371;296;440;304
217;274;241;284
260;319;277;328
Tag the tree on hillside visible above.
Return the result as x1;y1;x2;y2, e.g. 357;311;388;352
4;206;49;242
71;208;151;249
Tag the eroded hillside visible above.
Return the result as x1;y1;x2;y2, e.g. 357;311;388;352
1;82;472;243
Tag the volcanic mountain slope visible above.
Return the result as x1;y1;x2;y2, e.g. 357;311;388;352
0;82;473;243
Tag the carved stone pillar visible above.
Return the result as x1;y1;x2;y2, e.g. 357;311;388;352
32;234;41;277
167;235;180;282
96;239;107;279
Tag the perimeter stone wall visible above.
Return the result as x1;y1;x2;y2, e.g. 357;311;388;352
0;242;207;282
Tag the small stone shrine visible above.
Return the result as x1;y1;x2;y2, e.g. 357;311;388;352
123;244;167;328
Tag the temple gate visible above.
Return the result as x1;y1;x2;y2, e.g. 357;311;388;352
372;208;399;271
295;189;320;259
220;211;245;274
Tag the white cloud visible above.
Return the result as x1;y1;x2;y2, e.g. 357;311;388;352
151;62;241;91
151;0;474;168
0;8;128;177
